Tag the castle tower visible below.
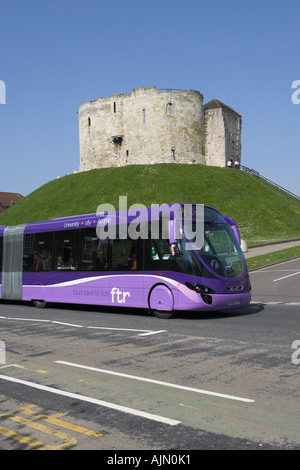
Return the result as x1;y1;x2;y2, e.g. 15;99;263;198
204;99;242;167
78;87;206;171
78;87;242;171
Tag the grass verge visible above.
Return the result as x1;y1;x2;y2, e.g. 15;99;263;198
247;245;300;271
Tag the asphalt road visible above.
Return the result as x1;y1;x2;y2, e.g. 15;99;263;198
250;257;300;303
0;259;299;451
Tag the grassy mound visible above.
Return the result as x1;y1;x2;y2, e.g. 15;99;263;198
0;164;299;245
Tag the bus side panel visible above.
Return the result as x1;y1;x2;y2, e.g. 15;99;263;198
22;273;147;309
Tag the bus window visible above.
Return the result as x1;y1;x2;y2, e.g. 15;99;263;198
111;238;142;271
144;236;202;276
81;228;109;271
144;238;180;271
54;230;79;271
23;234;34;272
23;232;54;272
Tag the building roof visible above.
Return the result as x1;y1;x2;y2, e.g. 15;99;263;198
0;192;24;212
204;99;241;116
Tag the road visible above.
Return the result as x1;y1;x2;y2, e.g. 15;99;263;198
0;258;299;451
250;257;300;303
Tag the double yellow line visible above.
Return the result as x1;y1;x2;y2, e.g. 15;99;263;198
0;404;103;450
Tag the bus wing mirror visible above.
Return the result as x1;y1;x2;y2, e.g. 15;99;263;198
223;216;241;245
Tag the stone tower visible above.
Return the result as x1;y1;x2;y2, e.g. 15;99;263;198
204;99;242;167
78;87;241;171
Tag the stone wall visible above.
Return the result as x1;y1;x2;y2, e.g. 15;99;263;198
204;99;242;167
78;87;241;171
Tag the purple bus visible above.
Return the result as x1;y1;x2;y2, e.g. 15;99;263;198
0;203;251;318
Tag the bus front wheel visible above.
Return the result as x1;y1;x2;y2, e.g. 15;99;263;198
149;284;177;319
152;309;178;319
32;300;47;308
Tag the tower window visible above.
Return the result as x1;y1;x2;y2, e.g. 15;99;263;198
88;117;91;126
143;108;146;123
113;102;116;113
112;136;123;147
167;103;173;115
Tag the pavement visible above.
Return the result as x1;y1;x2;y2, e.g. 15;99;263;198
244;239;300;258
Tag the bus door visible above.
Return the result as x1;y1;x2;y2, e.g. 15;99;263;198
1;224;26;300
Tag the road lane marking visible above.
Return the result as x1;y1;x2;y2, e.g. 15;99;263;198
138;330;167;336
0;316;165;337
251;301;300;306
55;360;255;403
0;374;180;426
273;272;300;282
0;317;50;322
51;321;83;328
87;326;167;336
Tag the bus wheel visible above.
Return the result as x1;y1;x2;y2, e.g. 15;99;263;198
152;309;178;319
32;300;47;308
149;284;176;319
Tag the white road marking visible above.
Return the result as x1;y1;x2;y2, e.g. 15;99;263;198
0;374;180;426
273;272;300;282
51;321;83;328
0;317;50;322
251;301;300;306
55;360;255;403
87;326;166;336
138;330;167;336
0;316;165;336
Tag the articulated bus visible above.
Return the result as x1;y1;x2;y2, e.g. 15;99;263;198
0;203;251;318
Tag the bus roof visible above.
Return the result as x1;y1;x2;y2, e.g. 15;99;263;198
0;203;224;235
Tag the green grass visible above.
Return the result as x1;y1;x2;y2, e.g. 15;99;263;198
0;163;299;245
247;246;300;270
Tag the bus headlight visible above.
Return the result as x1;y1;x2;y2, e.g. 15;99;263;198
185;282;215;294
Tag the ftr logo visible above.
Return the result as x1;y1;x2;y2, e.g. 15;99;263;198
291;80;300;104
0;80;6;104
110;287;131;304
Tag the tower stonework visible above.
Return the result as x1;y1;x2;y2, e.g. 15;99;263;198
78;87;241;171
204;99;242;167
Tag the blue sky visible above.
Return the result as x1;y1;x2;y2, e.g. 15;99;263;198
1;0;300;198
